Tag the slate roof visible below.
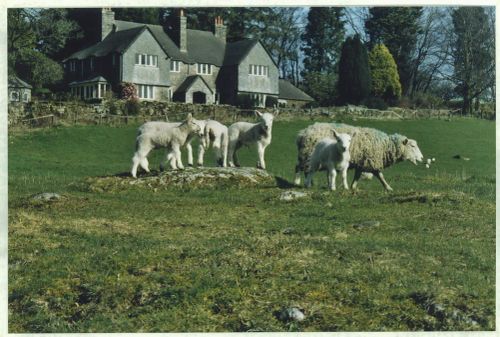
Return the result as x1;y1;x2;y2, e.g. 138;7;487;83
186;29;225;66
175;75;213;94
8;76;32;89
278;79;314;101
65;26;145;61
223;39;258;66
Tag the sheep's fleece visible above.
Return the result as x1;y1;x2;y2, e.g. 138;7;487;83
297;122;413;172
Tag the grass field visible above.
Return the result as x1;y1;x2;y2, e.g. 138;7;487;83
8;117;495;332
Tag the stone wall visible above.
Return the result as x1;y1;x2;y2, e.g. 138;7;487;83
8;100;469;129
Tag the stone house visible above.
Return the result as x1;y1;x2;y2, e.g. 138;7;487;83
63;8;312;107
8;76;32;103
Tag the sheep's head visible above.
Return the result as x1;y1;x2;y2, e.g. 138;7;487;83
184;113;202;135
192;118;206;137
332;129;353;153
256;110;274;133
401;138;423;165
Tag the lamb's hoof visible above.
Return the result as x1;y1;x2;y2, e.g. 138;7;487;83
188;164;193;167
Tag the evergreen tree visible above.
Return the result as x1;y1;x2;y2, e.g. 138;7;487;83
301;7;345;106
365;7;422;95
368;44;401;102
337;35;371;105
302;7;345;73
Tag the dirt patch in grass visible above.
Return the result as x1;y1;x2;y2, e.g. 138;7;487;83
83;167;276;192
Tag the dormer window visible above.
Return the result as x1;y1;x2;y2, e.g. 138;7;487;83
69;60;76;72
197;63;212;75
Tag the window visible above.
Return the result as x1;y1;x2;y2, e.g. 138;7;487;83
135;53;158;67
90;57;94;71
249;64;269;77
197;63;212;75
10;91;19;101
112;54;116;66
137;85;154;99
23;93;28;102
69;60;76;72
170;60;180;72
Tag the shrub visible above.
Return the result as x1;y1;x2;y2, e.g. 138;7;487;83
119;82;138;100
124;97;141;116
362;96;388;110
236;94;259;109
368;44;401;101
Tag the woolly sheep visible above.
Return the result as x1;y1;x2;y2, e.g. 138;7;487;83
131;113;202;178
305;130;353;191
294;122;424;191
197;119;229;167
227;111;274;169
136;118;206;170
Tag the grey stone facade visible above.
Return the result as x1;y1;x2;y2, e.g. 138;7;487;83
63;8;312;107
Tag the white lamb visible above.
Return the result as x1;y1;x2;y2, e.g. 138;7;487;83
305;130;354;191
197;120;229;167
130;113;201;178
227;111;274;169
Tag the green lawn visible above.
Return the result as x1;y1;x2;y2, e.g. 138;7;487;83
8;117;495;332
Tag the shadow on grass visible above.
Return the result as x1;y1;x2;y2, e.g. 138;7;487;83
275;176;297;189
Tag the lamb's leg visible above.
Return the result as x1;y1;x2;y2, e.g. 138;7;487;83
131;144;151;178
294;163;302;186
256;142;267;170
166;151;177;170
212;136;223;166
342;168;349;190
304;170;313;188
328;167;337;191
351;167;363;189
374;171;393;191
227;140;236;167
186;142;194;167
173;143;184;170
197;143;206;166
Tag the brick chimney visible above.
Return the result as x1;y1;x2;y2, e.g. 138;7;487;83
101;8;115;41
214;16;226;43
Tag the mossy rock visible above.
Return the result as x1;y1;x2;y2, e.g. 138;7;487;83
84;167;276;192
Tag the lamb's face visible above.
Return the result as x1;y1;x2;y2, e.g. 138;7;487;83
185;114;202;135
256;111;274;132
335;133;352;153
402;138;424;165
193;119;206;137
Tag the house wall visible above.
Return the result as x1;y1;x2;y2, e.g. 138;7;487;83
8;88;31;102
237;43;279;95
122;29;170;87
184;78;215;104
216;65;238;105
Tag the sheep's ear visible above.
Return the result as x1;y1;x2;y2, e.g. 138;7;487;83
255;110;263;118
332;129;340;140
186;113;193;120
403;138;409;145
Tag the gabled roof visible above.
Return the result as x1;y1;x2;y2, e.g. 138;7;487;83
223;39;258;66
278;79;314;101
186;29;225;66
65;26;145;61
8;75;32;89
115;20;191;63
175;75;213;94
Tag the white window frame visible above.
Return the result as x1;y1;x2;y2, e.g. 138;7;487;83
249;64;269;77
135;53;158;67
170;60;180;72
70;60;76;72
137;85;154;100
197;63;212;75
